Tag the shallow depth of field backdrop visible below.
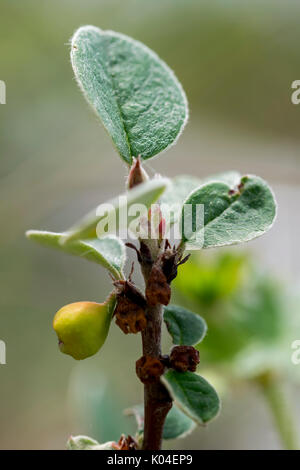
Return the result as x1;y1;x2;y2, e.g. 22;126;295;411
0;0;299;449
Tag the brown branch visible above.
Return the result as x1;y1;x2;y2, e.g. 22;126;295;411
140;273;172;450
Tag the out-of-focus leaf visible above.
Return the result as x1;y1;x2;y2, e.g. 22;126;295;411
231;344;287;380
181;175;276;249
71;26;188;164
195;319;250;364
125;404;144;433
62;178;169;243
233;275;283;342
161;176;201;224
69;365;133;443
162;370;220;424
173;252;251;362
26;231;125;279
164;304;207;346
126;403;196;440
163;404;196;439
174;252;248;307
174;253;285;365
201;275;283;364
67;435;114;450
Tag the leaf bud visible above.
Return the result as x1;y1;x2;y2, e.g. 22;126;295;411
127;156;149;189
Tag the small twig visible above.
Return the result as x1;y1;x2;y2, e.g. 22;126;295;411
139;243;172;450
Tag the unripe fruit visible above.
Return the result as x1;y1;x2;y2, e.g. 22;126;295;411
53;297;115;360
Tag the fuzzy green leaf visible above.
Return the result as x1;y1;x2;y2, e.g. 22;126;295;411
26;231;125;279
162;370;220;424
181;175;276;249
67;435;114;450
62;178;169;243
164;305;207;346
161;172;241;225
71;26;188;164
200;170;241;188
126;403;196;440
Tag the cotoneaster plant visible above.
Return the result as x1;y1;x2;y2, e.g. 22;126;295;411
26;26;277;451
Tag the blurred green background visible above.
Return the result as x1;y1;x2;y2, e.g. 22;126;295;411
0;0;299;449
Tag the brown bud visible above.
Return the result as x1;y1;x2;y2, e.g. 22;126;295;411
112;434;138;450
170;346;200;372
127;156;149;189
136;355;165;384
145;265;171;307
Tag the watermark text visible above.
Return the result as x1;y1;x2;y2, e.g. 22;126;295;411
0;340;6;365
0;80;6;104
95;201;204;249
291;80;300;105
291;340;300;365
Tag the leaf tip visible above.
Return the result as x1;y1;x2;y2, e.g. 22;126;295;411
25;229;38;240
71;24;101;48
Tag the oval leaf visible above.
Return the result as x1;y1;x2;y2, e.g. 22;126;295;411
26;230;125;279
71;26;188;163
164;305;207;346
161;172;241;225
162;370;220;424
62;178;169;243
181;175;276;249
126;403;196;440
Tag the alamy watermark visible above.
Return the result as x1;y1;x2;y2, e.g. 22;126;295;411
291;80;300;105
0;340;6;365
94;200;204;249
291;340;300;365
0;80;6;104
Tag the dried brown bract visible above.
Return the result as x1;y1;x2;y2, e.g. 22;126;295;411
114;297;147;334
146;265;171;306
170;345;200;372
113;276;147;334
125;241;153;268
136;355;165;384
160;243;190;283
112;434;138;450
145;242;190;306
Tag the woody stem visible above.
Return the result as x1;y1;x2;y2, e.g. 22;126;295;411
141;279;172;450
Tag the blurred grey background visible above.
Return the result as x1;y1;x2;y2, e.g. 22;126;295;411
0;0;299;449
